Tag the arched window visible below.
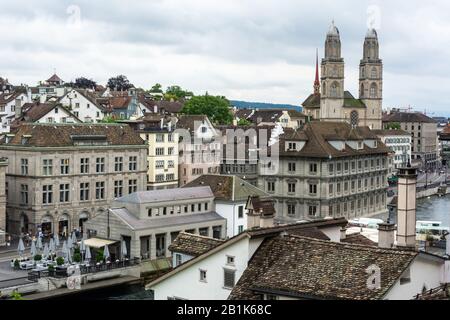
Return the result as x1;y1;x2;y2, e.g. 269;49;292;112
360;67;365;78
371;67;377;79
322;82;326;96
350;111;359;127
360;83;365;97
370;83;377;98
331;82;339;98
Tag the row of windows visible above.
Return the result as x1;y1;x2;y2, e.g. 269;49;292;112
147;202;210;217
155;160;175;169
20;180;138;205
328;158;386;174
155;133;174;143
328;194;386;216
154;173;176;182
155;147;175;156
20;156;138;176
287;204;318;217
328;176;385;195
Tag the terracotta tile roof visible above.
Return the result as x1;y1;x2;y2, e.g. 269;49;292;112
147;217;350;288
0;91;24;106
47;73;63;83
1;123;145;147
140;99;184;114
176;114;213;132
382;112;436;124
183;175;268;202
168;232;224;256
414;285;450;300
248;196;275;216
342;233;377;246
229;235;417;300
110;96;132;109
279;122;391;158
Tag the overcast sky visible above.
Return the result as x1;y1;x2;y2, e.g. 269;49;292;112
1;0;450;116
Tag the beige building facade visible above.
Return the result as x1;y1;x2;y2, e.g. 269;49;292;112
0;158;7;245
0;123;147;237
258;122;390;222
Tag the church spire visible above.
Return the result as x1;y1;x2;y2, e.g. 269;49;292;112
314;48;320;95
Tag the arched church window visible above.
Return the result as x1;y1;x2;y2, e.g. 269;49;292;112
370;83;377;98
360;83;365;97
350;111;359;127
331;82;339;98
322;83;326;96
371;67;377;79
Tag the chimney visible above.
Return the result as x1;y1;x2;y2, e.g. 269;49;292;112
444;232;450;283
396;162;418;248
15;98;23;118
259;210;274;229
340;227;347;241
378;223;396;248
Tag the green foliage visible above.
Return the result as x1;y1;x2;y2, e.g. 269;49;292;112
11;290;23;300
56;257;64;266
14;259;20;269
165;85;193;101
74;247;80;255
48;264;55;272
181;95;233;125
385;122;401;130
107;75;134;91
34;254;42;261
237;118;252;126
149;83;163;94
99;116;119;123
96;248;104;263
73;253;81;263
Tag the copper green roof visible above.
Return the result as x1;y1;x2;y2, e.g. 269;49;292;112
343;91;366;108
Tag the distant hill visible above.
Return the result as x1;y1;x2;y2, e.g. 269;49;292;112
230;100;302;112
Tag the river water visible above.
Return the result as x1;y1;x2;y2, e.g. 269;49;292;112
374;195;450;227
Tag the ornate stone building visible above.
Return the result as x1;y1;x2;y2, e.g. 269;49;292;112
258;122;391;222
303;22;383;130
0;123;147;237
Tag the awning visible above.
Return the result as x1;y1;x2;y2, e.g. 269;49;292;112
83;238;118;248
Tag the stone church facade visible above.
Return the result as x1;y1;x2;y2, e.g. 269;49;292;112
303;22;383;130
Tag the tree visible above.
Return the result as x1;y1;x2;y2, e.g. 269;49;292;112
165;85;193;101
237;118;252;126
107;75;134;91
385;122;401;130
149;83;163;93
181;95;233;125
72;77;97;89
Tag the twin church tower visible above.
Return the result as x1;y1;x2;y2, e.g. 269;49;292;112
302;21;383;130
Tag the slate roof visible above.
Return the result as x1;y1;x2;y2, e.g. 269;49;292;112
1;123;144;147
372;129;411;137
229;235;418;300
168;232;224;256
183;175;268;202
279;122;391;158
110;208;225;231
382;112;436;124
302;94;321;108
115;186;214;204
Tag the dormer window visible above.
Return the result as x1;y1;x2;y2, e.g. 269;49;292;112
287;142;297;151
358;141;363;149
